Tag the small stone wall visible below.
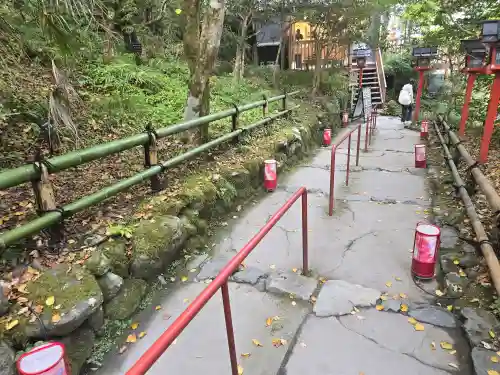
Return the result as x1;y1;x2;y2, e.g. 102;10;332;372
0;116;331;375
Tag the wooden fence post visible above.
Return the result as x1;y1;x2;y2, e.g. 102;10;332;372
262;94;269;117
144;124;162;192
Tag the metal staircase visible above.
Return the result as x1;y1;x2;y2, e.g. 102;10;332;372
349;47;387;114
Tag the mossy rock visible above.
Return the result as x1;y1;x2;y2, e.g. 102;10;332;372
152;198;186;217
0;265;103;346
104;279;147;320
85;250;111;277
223;168;251;190
213;177;237;214
184;236;207;253
244;159;264;188
179;215;197;236
179;176;218;211
61;327;95;375
100;239;130;278
131;215;187;279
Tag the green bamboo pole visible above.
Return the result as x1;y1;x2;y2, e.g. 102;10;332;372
0;105;296;249
0;91;299;190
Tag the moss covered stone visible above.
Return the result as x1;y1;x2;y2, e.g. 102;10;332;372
131;215;187;279
104;278;147;320
244;158;264;188
100;239;130;278
61;327;95;375
85;250;111;276
179;176;218;211
184;236;207;253
179;215;197;236
213;177;237;215
223;168;251;190
152;198;185;217
0;265;103;342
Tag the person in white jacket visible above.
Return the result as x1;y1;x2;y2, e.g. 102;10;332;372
398;80;414;125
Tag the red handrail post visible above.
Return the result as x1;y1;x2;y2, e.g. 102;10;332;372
221;282;239;375
355;124;361;166
301;192;309;275
328;145;337;216
368;114;373;145
346;134;351;186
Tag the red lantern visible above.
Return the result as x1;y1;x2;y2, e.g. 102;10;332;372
323;128;332;146
420;120;429;139
414;144;426;168
342;112;348;127
411;222;441;279
17;342;70;375
264;159;277;192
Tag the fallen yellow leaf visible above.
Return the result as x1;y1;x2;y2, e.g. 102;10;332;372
252;339;263;347
131;322;139;330
395;277;402;281
440;342;453;350
376;305;384;311
448;363;459;370
6;320;19;331
435;289;444;297
272;338;287;347
380;295;388;301
431;342;436;350
183;298;189;303
241;353;251;358
319;277;327;284
386;281;392;287
447;305;453;311
139;332;147;339
491;356;499;363
399;293;407;299
45;296;55;306
181;276;188;282
459;269;466;277
175;8;182;15
488;370;500;375
414;323;425;331
266;317;273;326
408;317;418;325
449;350;457;355
155;305;162;311
400;304;409;312
270;265;276;270
490;330;496;338
238;365;244;375
126;334;137;343
51;313;61;323
292;268;298;273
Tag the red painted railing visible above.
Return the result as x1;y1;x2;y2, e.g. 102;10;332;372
126;187;309;375
328;123;362;216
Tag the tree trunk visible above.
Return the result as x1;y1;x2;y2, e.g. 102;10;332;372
234;14;250;81
272;41;282;88
182;0;226;143
311;39;322;96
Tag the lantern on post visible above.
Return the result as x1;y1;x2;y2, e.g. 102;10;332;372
420;119;429;139
478;20;500;163
458;39;487;138
17;342;69;375
412;222;441;279
412;47;438;123
264;159;277;192
323;128;332;146
353;47;372;88
414;144;426;168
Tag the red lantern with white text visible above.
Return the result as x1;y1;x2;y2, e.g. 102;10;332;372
342;112;348;127
323;128;332;146
17;342;69;375
411;222;441;279
415;144;426;168
264;159;277;192
420;120;429;139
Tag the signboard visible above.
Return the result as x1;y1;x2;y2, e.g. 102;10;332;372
351;87;372;120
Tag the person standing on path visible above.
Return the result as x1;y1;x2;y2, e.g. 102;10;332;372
398;80;414;126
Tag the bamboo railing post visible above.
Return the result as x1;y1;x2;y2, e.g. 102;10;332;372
144;124;162;192
31;158;62;245
282;91;290;118
262;94;269;117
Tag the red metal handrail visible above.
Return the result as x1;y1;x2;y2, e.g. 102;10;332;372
328;123;362;216
126;187;309;375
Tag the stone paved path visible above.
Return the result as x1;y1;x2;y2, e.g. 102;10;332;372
99;116;473;375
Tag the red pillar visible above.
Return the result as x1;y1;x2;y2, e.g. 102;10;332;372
458;73;477;137
479;73;500;163
413;70;425;122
